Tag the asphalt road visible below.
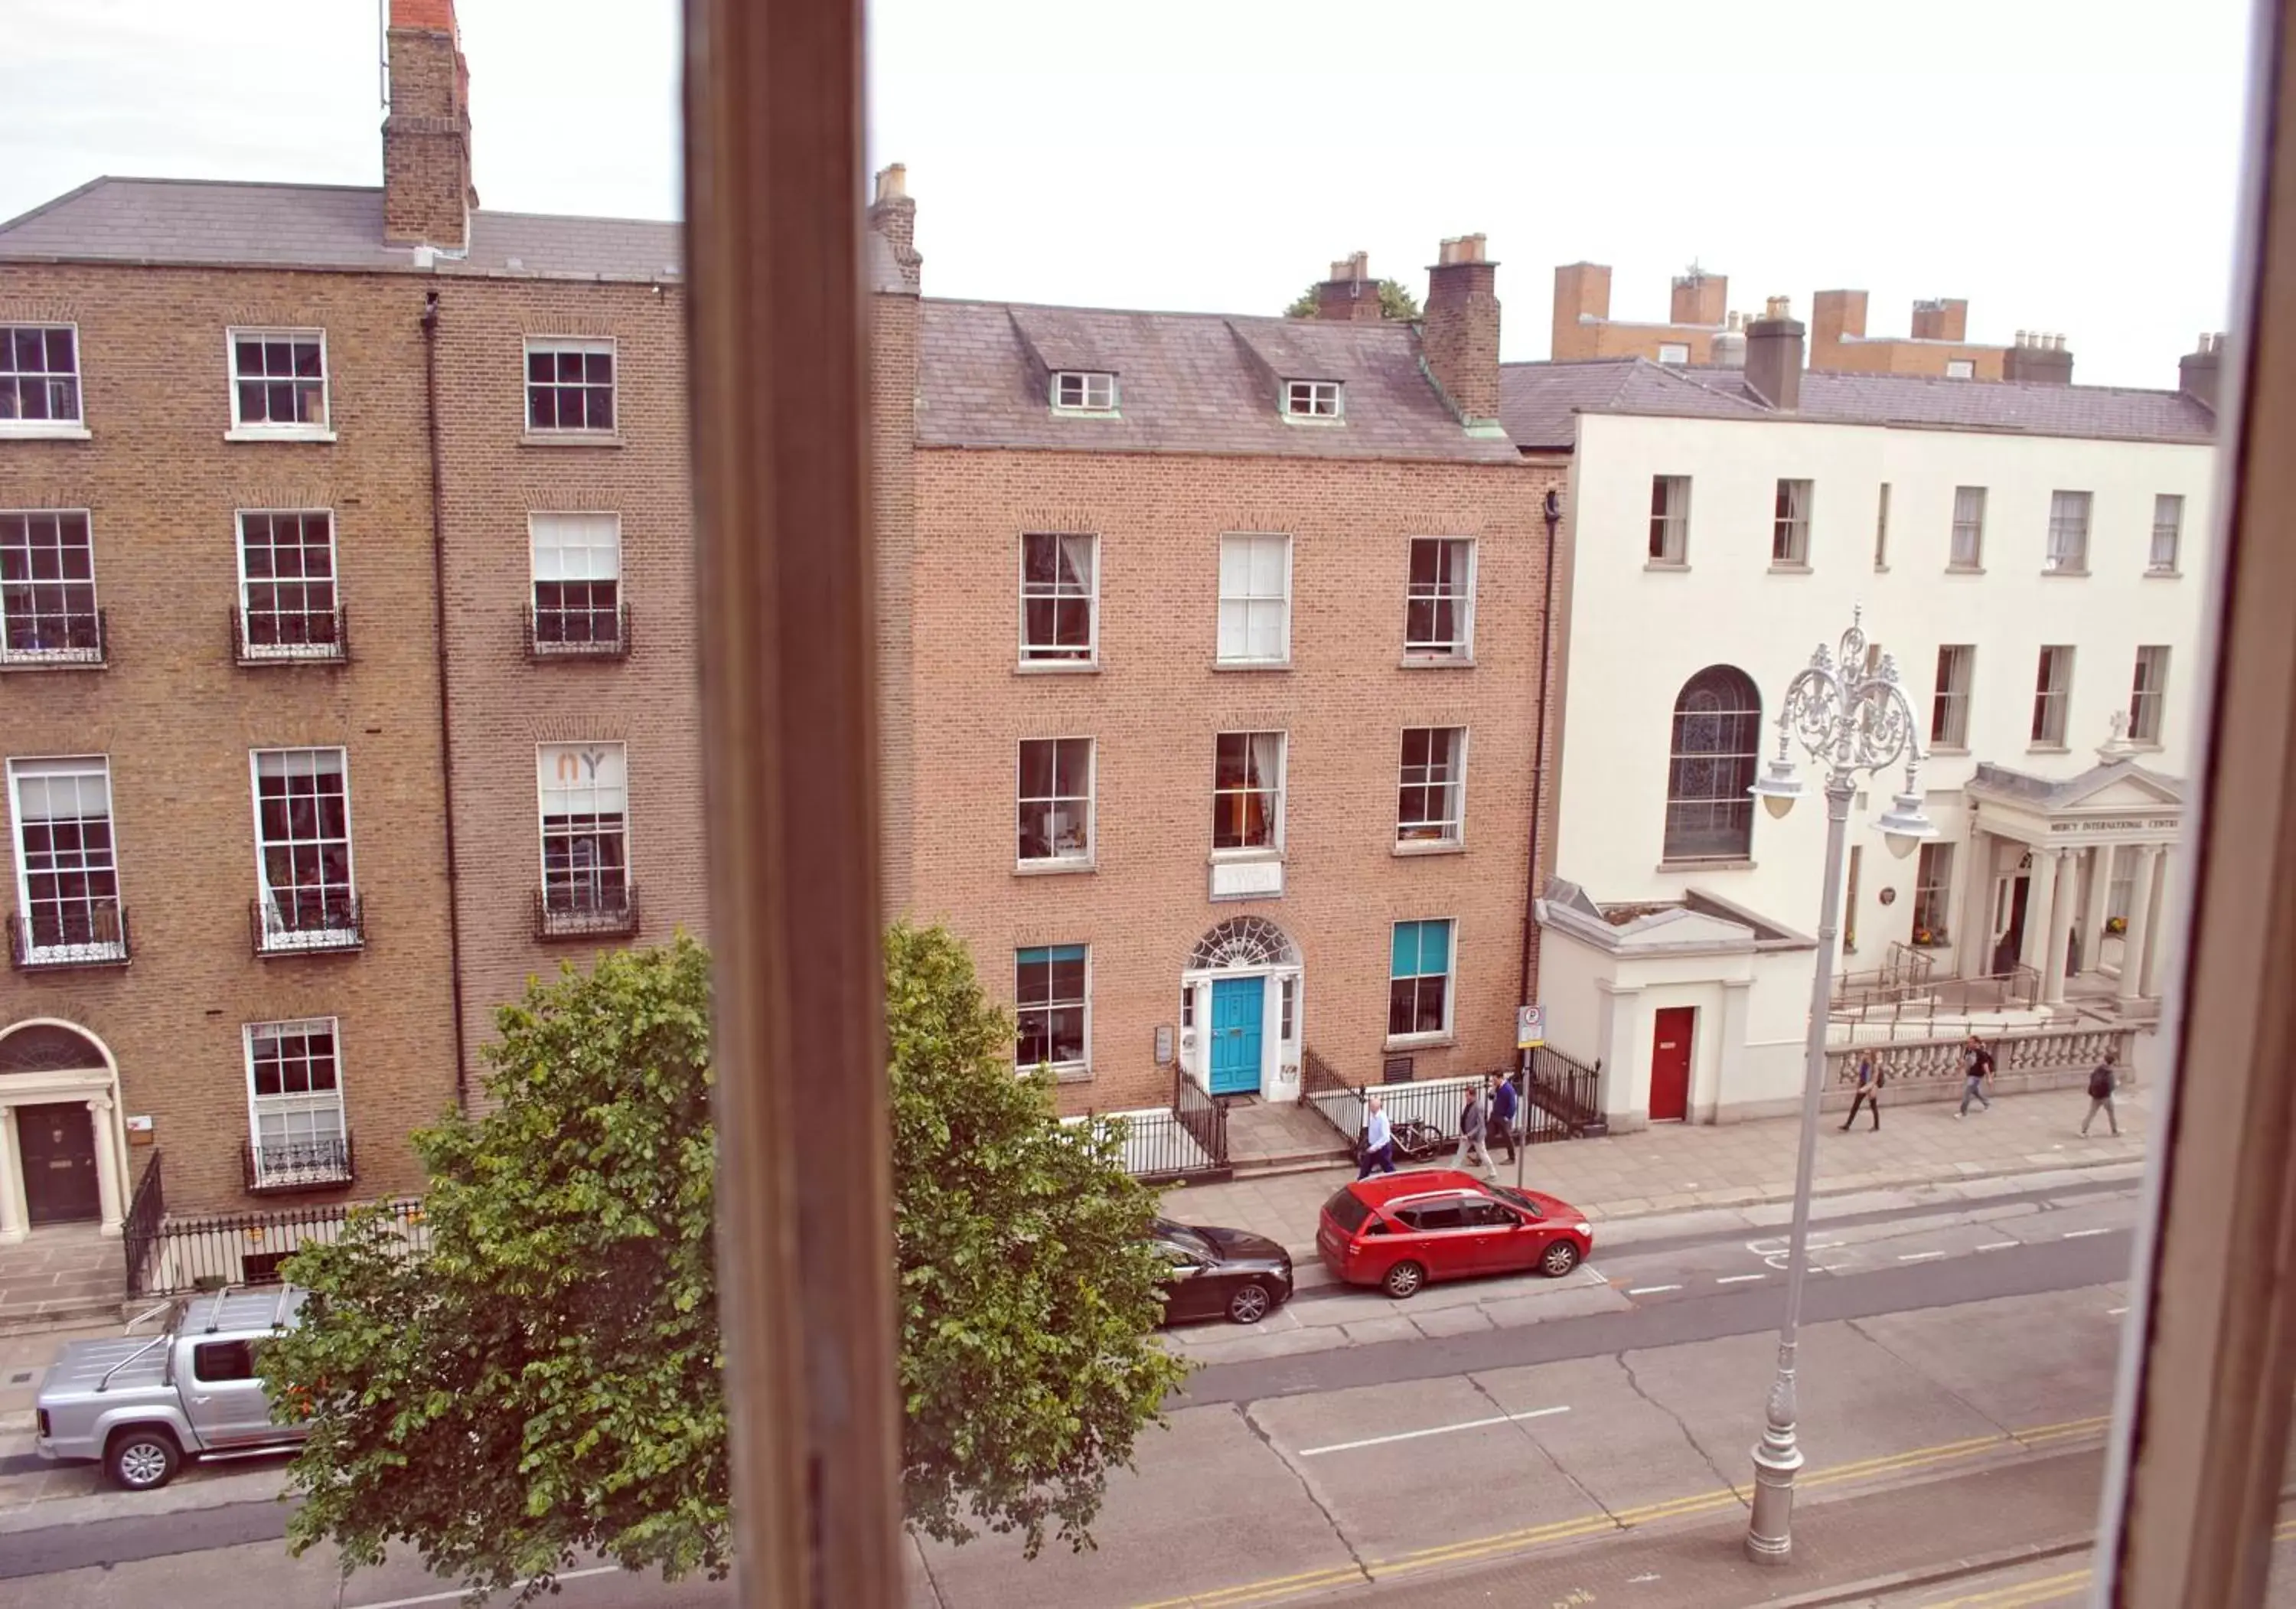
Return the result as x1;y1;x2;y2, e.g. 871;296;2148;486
0;1187;2147;1608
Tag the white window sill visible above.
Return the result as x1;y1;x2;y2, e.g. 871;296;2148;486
1929;745;1971;757
1769;562;1813;575
521;431;625;448
1657;857;1756;873
1209;848;1284;864
1279;413;1345;426
1946;563;1986;576
225;426;336;443
2127;740;2167;752
2040;566;2091;578
0;422;91;440
1644;559;1690;573
1212;658;1291;672
2027;743;2072;755
1394;838;1466;857
1015;658;1100;674
1;653;106;673
2144;567;2183;579
1048;406;1121;420
1872;563;1890;573
1019;1062;1094;1085
1401;652;1475;668
1383;1032;1456;1052
1015;857;1094;876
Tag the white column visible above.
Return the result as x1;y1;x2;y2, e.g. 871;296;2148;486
1957;828;1993;974
2019;845;2060;974
0;1106;25;1245
86;1095;122;1237
2043;847;2079;1004
1594;979;1642;1125
2119;844;2162;1005
2140;846;2172;998
1710;979;1753;1125
2080;844;2114;977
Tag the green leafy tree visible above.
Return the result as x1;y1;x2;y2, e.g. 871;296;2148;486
1283;277;1420;321
267;925;1183;1600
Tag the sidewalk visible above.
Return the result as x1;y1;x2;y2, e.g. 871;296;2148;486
1164;1084;2148;1254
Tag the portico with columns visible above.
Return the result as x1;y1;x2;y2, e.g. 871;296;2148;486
1959;758;2186;1016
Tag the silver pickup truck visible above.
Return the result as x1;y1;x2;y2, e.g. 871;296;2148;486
34;1285;308;1490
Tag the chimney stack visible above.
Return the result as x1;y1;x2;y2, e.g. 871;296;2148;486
2003;330;2075;385
1424;234;1502;429
1313;251;1382;322
2178;331;2224;413
1910;298;1969;342
383;0;476;252
1670;266;1728;327
1745;296;1804;410
866;163;923;292
1711;309;1747;370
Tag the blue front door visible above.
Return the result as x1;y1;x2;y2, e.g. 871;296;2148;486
1209;977;1266;1095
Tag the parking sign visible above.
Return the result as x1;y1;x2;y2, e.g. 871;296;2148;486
1516;1004;1544;1050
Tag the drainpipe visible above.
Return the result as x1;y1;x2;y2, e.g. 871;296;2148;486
419;291;471;1111
1516;487;1564;1095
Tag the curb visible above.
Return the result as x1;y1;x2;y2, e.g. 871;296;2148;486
1754;1532;2093;1607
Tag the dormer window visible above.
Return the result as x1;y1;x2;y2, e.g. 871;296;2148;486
1284;380;1342;419
1052;371;1117;413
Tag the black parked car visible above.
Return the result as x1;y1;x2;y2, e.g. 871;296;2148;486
1153;1217;1294;1326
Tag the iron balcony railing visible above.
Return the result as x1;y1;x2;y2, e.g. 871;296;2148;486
231;605;350;665
6;906;132;971
524;602;631;661
250;893;366;957
243;1134;357;1194
534;883;640;941
0;607;107;668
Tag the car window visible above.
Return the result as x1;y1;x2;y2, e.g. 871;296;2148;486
1324;1189;1371;1233
1462;1201;1515;1228
1400;1203;1465;1232
1487;1184;1545;1219
1155;1219;1213;1256
191;1340;260;1382
1362;1217;1389;1235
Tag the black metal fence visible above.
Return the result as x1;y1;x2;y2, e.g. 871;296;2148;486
121;1150;165;1294
1300;1045;1607;1154
126;1179;429;1298
1070;1069;1232;1186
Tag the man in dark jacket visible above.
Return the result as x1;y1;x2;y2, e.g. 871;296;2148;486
2082;1050;2122;1137
1491;1072;1521;1164
1957;1035;1995;1118
1841;1052;1883;1131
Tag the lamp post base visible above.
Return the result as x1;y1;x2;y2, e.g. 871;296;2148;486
1745;1439;1802;1563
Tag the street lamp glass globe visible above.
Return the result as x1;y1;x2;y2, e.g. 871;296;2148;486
1749;759;1802;819
1875;791;1939;860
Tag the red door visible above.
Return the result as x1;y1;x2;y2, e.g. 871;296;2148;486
1649;1007;1694;1123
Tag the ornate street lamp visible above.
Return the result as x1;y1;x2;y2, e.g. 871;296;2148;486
1744;609;1937;1565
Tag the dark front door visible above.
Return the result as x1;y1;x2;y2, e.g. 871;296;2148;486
1649;1007;1694;1123
18;1101;101;1225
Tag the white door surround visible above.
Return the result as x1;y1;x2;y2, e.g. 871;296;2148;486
1178;916;1303;1102
0;1019;130;1242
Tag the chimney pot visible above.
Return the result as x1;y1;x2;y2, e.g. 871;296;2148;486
2179;330;2225;411
1764;295;1792;321
874;163;908;204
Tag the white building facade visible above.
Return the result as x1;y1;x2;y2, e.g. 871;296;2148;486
1505;350;2217;1124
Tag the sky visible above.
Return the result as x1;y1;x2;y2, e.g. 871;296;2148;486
0;0;2255;387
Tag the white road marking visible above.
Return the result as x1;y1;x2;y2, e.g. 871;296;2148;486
2062;1228;2111;1239
1898;1251;1947;1262
1298;1405;1570;1457
1977;1240;2020;1252
1810;1263;1849;1274
2108;1306;2129;1316
352;1568;623;1609
1626;1284;1681;1295
1717;1274;1766;1284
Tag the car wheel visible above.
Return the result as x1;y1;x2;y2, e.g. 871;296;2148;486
1226;1282;1274;1325
106;1426;181;1492
1383;1261;1427;1299
1540;1239;1581;1278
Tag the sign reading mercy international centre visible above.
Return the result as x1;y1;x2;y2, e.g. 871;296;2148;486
1516;1004;1544;1050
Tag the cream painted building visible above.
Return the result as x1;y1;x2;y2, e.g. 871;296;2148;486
1502;315;2220;1125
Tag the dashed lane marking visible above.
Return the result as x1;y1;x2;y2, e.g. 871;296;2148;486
1626;1284;1681;1295
1296;1404;1570;1457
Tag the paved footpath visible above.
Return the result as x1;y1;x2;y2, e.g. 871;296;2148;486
1162;1084;2147;1262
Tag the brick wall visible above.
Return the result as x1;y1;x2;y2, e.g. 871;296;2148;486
872;287;920;919
902;446;1567;1113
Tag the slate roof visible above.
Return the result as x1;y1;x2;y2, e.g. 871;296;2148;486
0;177;682;282
917;299;1518;463
1499;356;2216;449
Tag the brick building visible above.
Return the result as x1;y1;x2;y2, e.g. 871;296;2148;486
0;0;702;1236
871;194;1567;1117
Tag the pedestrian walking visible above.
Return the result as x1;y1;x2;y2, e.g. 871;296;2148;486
1358;1092;1397;1178
1841;1051;1883;1131
2082;1050;2122;1137
1490;1071;1521;1164
1957;1034;1995;1118
1454;1079;1496;1177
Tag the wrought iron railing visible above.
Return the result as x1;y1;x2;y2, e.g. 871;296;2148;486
1169;1068;1229;1173
1525;1045;1608;1138
250;893;366;956
243;1134;357;1194
6;906;131;971
2;607;107;667
534;883;641;941
524;602;631;660
121;1150;165;1295
1298;1046;1605;1152
126;1193;429;1297
231;605;349;665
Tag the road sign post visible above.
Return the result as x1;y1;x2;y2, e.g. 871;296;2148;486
1514;1005;1544;1190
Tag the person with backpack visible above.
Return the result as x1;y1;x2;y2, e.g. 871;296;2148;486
2082;1049;2122;1137
1957;1034;1995;1118
1841;1051;1883;1131
1453;1079;1496;1177
1490;1071;1521;1164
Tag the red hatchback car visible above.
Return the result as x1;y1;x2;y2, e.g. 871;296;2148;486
1316;1170;1594;1299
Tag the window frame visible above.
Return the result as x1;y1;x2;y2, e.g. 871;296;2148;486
2130;645;2172;746
1874;481;1891;570
1016;736;1095;870
1912;840;1956;942
523;337;619;436
5;754;126;964
2032;645;2076;747
1772;478;1812;566
1211;729;1287;857
1049;370;1117;413
1950;485;1988;570
1017;531;1098;667
1215;532;1292;667
2150;494;2185;573
224;327;332;439
1662;666;1763;863
248;746;359;950
1387;917;1456;1042
1282;379;1342;420
0;508;103;667
2046;489;2093;574
236;508;342;661
529;511;625;651
0;322;86;436
536;741;632;915
1404;536;1478;660
1013;943;1090;1077
1655;341;1690;365
242;1016;348;1183
1932;645;1975;750
1649;476;1691;564
1944;358;1975;380
1396;726;1467;847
